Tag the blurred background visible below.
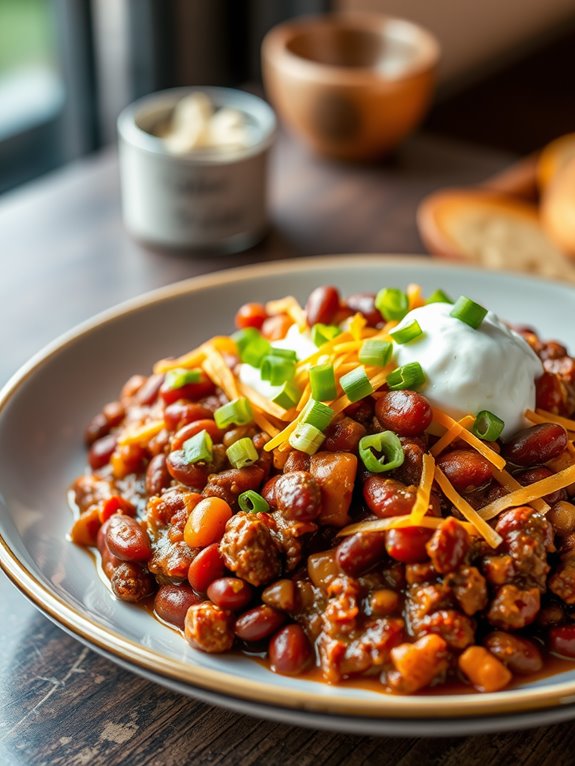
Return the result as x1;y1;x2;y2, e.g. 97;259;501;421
1;0;575;195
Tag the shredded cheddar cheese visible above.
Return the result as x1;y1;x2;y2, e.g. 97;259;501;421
117;420;164;446
432;409;506;471
430;415;476;457
202;345;240;401
491;468;550;514
408;453;436;523
338;514;479;537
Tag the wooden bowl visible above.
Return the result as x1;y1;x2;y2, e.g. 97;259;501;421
262;13;439;161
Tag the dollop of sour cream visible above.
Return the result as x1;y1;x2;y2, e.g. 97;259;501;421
392;302;543;439
238;324;317;399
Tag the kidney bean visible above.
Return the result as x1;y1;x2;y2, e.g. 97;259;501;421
282;450;311;473
363;477;416;518
323;416;367;453
436;449;493;493
344;293;381;326
172;419;224;450
344;397;375;427
154;584;201;629
105;514;152;562
484;631;543;674
187;544;226;593
88;434;117;470
260;475;281;508
111;562;155;602
145;454;171;497
426;518;470;573
262;579;297;612
184;602;235;653
502;423;568;467
261;314;293;341
458;646;511;693
275;471;321;521
547;501;575;535
336;532;387;576
101;545;122;580
269;624;312;676
85;401;125;446
393;440;424;485
515;466;567;506
163;401;213;432
536;371;564;412
375;390;432;437
207;577;253;611
386;527;433;563
135;373;164;405
235;302;268;330
549;626;575;658
98;495;135;524
166;450;210;489
307;550;340;589
235;605;286;642
97;518;112;554
305;285;341;327
160;375;216;406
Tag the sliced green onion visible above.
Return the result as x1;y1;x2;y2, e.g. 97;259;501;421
450;296;488;329
390;319;423;345
359;431;404;473
426;289;453;305
358;339;393;367
289;422;325;455
472;410;505;441
301;399;334;431
309;363;337;401
183;430;213;465
311;323;342;347
226;437;259;469
214;397;254;429
260;354;296;385
386;362;426;390
267;347;297;361
375;288;409;321
164;368;202;390
232;327;259;354
233;328;271;367
238;490;270;514
340;366;373;402
271;380;301;409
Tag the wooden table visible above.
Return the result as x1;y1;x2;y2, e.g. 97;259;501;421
3;128;571;765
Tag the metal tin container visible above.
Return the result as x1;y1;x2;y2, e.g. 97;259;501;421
117;87;277;252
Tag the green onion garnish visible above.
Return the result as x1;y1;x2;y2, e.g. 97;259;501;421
183;430;213;465
238;490;270;514
390;319;423;345
358;339;393;367
309;363;337;401
214;397;254;429
164;368;202;390
450;296;488;329
267;347;297;361
271;380;301;409
288;422;325;455
358;432;404;473
260;354;296;385
375;288;409;321
340;366;374;402
311;322;341;346
232;327;259;353
233;328;271;367
426;289;453;305
300;399;334;431
472;410;505;441
386;362;426;390
226;437;259;469
311;323;342;347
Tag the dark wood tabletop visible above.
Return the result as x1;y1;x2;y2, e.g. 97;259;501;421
2;126;573;765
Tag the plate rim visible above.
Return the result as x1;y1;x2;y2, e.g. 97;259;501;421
2;253;575;721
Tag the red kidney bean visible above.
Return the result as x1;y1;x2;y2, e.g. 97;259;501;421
484;631;543;674
375;390;433;436
392;440;424;485
436;449;493;493
282;450;311;473
111;562;155;602
426;518;470;574
88;434;117;470
101;546;122;580
105;514;153;562
85;401;125;446
135;373;164;405
160;375;216;406
166;450;210;489
344;397;375;427
97;518;112;555
207;577;253;611
344;293;381;326
235;302;268;330
275;471;321;521
163;401;213;432
515;466;568;506
549;625;575;658
335;532;387;576
363;477;416;518
172;419;224;450
305;285;341;327
536;371;564;412
154;584;201;629
269;624;312;676
188;544;226;593
502;423;568;467
323;416;367;453
234;605;286;642
385;527;433;563
261;475;281;508
262;580;297;612
145;453;171;497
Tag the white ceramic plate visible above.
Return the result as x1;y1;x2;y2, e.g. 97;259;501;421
2;255;575;737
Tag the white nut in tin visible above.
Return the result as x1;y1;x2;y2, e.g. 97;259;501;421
117;87;277;252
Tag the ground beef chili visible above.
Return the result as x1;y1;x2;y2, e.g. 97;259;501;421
69;285;575;695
